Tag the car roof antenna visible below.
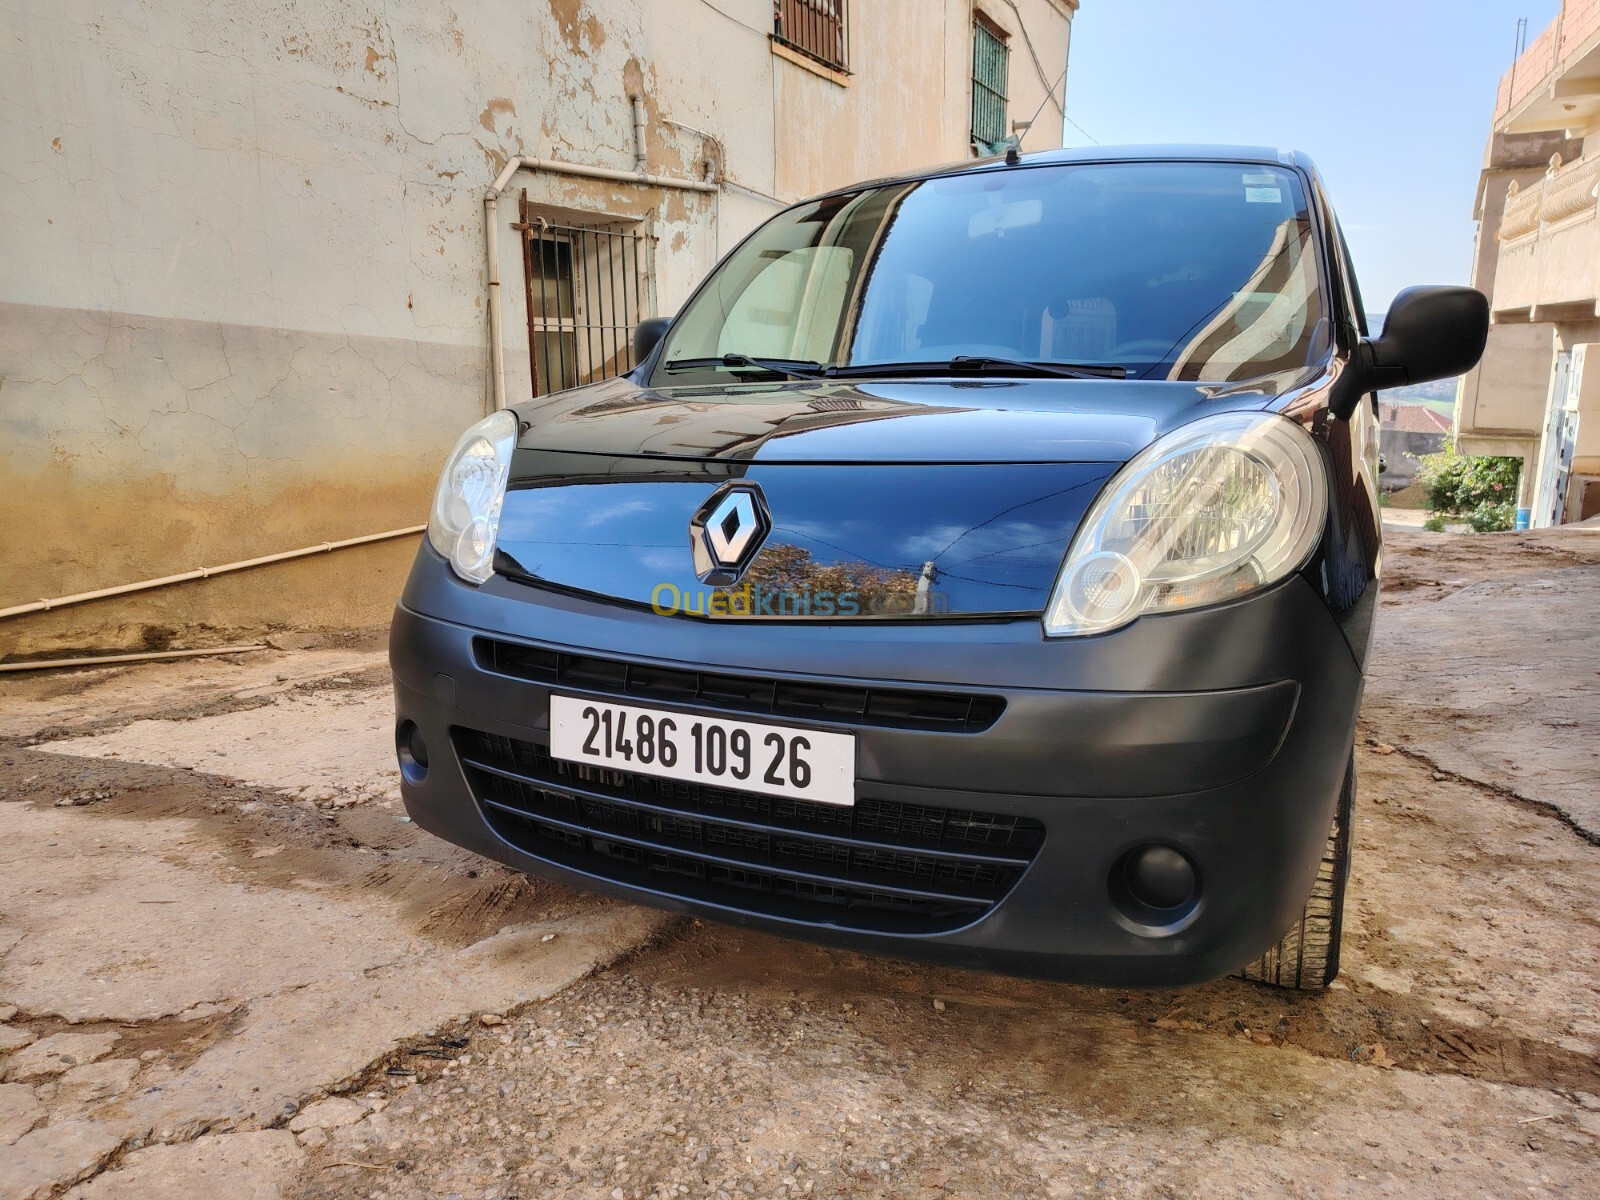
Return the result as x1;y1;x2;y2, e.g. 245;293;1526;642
1001;62;1067;166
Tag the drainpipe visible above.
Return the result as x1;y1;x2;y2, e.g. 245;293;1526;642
0;525;427;622
631;94;648;173
484;156;521;417
482;145;720;412
0;644;270;674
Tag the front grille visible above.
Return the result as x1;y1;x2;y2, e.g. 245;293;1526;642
454;730;1044;934
473;639;1005;733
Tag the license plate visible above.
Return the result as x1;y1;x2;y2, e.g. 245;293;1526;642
548;694;856;807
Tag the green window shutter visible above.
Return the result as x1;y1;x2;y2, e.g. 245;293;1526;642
971;21;1010;152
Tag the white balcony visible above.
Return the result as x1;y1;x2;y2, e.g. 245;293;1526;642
1492;155;1600;318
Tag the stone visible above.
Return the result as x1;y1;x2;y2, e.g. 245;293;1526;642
266;632;320;652
0;1081;44;1145
4;1032;120;1081
64;1129;303;1200
295;1125;328;1149
0;1006;18;1022
0;1118;121;1197
57;1059;141;1109
287;1095;368;1133
0;1025;37;1053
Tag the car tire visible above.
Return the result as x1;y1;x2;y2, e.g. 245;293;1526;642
1236;753;1354;991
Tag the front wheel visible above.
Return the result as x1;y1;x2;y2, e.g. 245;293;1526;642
1237;754;1355;991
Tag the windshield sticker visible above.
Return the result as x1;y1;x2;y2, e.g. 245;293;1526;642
1241;172;1277;185
1245;186;1282;204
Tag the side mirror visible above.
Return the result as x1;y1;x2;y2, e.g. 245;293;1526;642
1333;286;1488;418
632;316;674;366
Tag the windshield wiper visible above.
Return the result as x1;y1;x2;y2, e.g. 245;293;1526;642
949;355;1127;379
662;353;827;380
827;357;1127;381
663;353;1127;382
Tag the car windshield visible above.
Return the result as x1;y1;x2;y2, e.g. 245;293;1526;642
652;160;1327;386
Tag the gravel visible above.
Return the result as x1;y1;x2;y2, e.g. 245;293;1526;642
299;974;1070;1200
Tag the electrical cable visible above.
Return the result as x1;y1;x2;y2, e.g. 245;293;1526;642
695;0;767;37
999;0;1064;114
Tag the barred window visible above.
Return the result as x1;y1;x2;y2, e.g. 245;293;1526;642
773;0;849;73
971;17;1010;153
516;191;649;398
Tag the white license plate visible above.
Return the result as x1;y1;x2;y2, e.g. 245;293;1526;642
548;694;856;807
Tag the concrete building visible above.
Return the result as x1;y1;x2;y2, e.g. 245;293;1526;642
0;0;1077;657
1456;0;1600;525
1378;402;1451;491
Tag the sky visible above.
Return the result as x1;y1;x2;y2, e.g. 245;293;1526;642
1061;0;1563;310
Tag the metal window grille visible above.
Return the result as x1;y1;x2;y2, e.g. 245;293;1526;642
971;19;1010;151
515;190;650;398
773;0;849;73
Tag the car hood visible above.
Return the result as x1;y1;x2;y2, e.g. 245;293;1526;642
495;374;1285;618
508;373;1282;464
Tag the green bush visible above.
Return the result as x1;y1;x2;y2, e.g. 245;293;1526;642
1414;443;1520;533
1467;502;1516;533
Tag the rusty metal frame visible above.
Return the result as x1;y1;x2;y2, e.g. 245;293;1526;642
971;13;1010;151
514;191;650;398
772;0;849;74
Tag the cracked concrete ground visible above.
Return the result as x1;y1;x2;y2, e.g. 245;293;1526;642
0;646;667;1199
1362;527;1600;841
1;527;1597;1198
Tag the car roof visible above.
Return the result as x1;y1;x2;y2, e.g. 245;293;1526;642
814;144;1316;201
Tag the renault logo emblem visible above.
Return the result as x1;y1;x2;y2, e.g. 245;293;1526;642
690;483;771;585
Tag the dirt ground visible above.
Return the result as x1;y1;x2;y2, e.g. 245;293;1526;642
1;526;1597;1199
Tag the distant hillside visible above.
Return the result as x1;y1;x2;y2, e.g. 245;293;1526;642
1379;378;1458;414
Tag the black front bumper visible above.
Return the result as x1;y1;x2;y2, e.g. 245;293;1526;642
391;548;1364;987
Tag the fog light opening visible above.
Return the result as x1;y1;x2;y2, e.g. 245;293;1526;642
1110;844;1200;931
396;720;429;785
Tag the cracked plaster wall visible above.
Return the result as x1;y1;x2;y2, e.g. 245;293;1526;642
0;0;1072;654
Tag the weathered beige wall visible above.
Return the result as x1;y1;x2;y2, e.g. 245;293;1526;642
1456;321;1557;456
0;0;1075;656
1463;317;1600;472
773;0;1073;199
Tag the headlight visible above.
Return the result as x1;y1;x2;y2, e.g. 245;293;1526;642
427;409;519;583
1045;411;1327;636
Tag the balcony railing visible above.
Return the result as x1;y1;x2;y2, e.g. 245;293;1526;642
1494;0;1600;121
1501;181;1544;241
1492;155;1600;316
1499;155;1600;242
1546;155;1600;222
